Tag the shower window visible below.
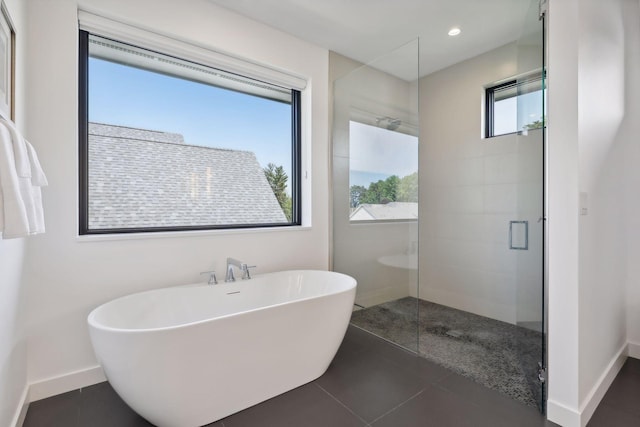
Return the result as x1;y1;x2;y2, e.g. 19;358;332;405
485;70;545;138
78;31;301;234
349;120;418;222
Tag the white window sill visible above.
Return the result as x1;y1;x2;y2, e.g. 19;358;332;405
76;225;312;243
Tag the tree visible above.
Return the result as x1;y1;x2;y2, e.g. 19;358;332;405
349;172;418;207
350;185;368;208
264;163;292;221
359;180;382;204
524;116;545;131
358;176;398;205
379;175;399;202
397;172;418;202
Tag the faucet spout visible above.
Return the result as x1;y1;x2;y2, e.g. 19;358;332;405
225;257;256;282
225;257;244;282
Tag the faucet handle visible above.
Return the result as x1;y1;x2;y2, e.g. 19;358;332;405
241;264;257;280
199;270;218;285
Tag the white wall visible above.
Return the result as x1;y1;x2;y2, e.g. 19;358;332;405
418;43;543;325
577;0;631;405
625;0;640;357
546;0;581;423
547;0;640;425
0;0;31;424
0;238;28;427
24;0;329;393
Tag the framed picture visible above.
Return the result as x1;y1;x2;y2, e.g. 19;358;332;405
0;2;14;120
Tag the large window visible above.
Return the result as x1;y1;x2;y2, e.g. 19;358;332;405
349;120;418;222
79;31;301;234
485;71;545;138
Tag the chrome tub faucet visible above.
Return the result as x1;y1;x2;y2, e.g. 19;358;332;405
225;257;256;282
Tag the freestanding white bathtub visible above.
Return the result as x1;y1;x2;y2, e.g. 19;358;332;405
87;270;356;427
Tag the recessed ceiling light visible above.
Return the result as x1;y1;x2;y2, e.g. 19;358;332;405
448;27;461;36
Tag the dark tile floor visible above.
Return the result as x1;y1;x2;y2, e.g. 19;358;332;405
24;325;560;427
351;297;543;408
587;357;640;426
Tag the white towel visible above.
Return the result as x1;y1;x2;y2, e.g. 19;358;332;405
0;120;48;238
26;141;47;234
0;118;30;178
26;141;48;186
0;124;30;237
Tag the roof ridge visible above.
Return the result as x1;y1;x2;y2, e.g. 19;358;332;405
89;121;176;135
88;122;254;154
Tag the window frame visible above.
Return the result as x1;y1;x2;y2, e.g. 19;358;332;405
485;79;514;138
484;70;545;139
78;29;302;235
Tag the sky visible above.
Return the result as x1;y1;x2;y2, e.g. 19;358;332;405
90;53;544;195
89;57;293;183
349;121;419;187
494;90;544;136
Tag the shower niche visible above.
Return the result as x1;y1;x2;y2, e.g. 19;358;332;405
332;0;546;413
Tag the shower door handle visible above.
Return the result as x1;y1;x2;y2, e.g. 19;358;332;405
509;220;528;250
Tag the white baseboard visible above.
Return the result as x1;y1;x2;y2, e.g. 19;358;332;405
628;341;640;359
15;342;640;426
10;385;29;427
577;341;628;426
547;399;581;427
547;341;629;427
28;365;106;402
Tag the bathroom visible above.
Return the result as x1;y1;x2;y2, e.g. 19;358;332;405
1;0;640;426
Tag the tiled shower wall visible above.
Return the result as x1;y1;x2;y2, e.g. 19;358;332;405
419;42;543;325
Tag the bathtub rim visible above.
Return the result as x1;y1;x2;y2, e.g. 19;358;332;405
87;269;356;335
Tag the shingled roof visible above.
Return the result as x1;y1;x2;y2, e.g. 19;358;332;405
350;202;418;221
88;122;287;229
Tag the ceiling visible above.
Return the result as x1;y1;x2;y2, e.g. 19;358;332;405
208;0;536;79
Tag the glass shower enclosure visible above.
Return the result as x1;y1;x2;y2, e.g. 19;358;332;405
332;0;545;413
332;39;420;353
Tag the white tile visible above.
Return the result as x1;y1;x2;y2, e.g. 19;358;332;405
425;155;446;180
516;142;543;183
483;184;517;213
483;153;518;185
430;264;481;296
514;238;543;279
439;185;484;214
483;214;513;244
483;133;518;155
455;156;484;186
515;275;544;323
481;271;517;305
485;242;518;275
452;137;484;159
332;128;350;158
435;238;487;272
421;211;438;238
514;181;543;213
434;212;484;241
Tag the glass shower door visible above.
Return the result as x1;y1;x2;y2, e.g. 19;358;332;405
513;0;546;412
416;0;546;412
